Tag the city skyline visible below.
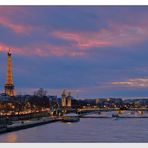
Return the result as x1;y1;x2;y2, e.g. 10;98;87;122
1;6;148;98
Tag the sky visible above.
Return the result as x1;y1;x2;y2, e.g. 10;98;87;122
0;6;148;98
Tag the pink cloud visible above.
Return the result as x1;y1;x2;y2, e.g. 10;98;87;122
0;42;86;57
53;31;112;49
0;7;32;34
0;16;32;34
2;20;148;57
1;6;148;57
112;78;148;88
52;22;148;49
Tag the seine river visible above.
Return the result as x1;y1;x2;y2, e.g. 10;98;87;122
0;118;148;143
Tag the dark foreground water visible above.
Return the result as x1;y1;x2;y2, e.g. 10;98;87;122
0;118;148;143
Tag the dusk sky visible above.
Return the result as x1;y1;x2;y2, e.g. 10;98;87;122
1;6;148;98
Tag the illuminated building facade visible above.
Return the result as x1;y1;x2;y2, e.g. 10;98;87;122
67;92;72;108
61;90;66;107
4;49;16;96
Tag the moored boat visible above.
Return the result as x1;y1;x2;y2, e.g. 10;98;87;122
62;113;80;122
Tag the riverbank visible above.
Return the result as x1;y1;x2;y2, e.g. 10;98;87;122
81;116;148;118
0;116;60;135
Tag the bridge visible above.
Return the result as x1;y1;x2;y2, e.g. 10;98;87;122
77;107;148;116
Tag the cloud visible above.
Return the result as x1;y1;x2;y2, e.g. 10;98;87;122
0;7;32;34
52;22;148;49
1;6;148;58
1;6;148;98
0;42;86;57
112;78;148;87
52;31;111;49
0;16;32;34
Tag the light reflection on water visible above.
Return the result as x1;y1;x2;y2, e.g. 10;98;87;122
6;133;17;142
0;118;148;143
65;122;72;125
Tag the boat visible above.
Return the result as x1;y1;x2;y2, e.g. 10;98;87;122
62;113;80;122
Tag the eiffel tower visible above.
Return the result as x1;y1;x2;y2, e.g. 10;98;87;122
4;49;16;96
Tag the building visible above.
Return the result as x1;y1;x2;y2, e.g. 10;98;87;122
67;92;72;108
61;90;66;107
0;93;10;102
4;49;16;96
96;98;100;105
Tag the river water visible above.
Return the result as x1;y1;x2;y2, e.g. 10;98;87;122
0;118;148;143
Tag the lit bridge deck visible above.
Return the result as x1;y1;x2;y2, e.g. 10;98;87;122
77;108;148;114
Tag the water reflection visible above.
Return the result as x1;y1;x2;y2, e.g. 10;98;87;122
0;118;147;142
65;122;72;125
7;133;17;142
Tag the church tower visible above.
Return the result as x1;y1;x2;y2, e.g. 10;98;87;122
4;49;16;96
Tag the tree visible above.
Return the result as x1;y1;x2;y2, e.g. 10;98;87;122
34;88;47;97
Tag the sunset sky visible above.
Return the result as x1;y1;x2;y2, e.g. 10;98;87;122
0;6;148;98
